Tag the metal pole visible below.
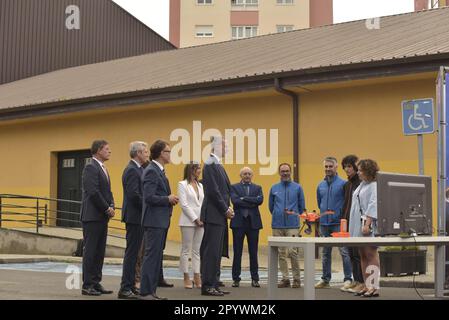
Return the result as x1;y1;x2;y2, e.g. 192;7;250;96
44;203;48;225
36;199;39;234
418;134;424;175
0;196;2;228
438;66;446;236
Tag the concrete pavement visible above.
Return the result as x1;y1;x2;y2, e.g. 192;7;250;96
0;268;444;300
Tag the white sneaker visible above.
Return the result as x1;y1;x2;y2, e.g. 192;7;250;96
340;280;353;292
315;279;330;289
347;282;364;293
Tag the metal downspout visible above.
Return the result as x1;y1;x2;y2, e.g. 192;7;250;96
274;78;299;183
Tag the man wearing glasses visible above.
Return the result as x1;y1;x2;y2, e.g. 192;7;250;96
139;140;179;300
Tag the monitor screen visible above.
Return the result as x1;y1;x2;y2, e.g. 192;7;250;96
377;172;432;236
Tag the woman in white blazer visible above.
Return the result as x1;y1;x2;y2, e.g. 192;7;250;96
178;162;205;289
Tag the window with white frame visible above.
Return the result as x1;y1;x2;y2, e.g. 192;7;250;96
276;25;294;33
231;26;258;39
195;25;214;37
231;0;258;7
277;0;294;4
197;0;213;4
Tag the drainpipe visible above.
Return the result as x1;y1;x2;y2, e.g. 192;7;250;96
274;78;299;183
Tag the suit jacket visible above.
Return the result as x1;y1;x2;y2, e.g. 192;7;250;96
121;160;143;225
141;161;173;229
230;182;264;230
178;180;204;227
200;155;231;226
80;159;114;222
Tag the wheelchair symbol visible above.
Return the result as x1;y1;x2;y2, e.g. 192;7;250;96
407;103;431;131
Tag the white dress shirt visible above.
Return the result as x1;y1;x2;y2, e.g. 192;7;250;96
93;157;109;181
131;159;141;168
152;159;164;172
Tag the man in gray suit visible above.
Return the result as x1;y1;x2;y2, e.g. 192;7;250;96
200;136;234;296
118;141;149;299
139;140;179;300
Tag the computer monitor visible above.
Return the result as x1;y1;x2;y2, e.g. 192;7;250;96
376;172;432;236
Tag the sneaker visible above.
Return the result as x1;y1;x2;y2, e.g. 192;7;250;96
340;280;353;292
315;280;330;289
277;279;291;288
348;282;365;294
292;279;301;288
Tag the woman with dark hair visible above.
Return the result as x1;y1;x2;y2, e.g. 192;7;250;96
178;161;205;289
349;159;381;298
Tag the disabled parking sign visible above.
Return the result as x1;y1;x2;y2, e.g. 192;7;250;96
402;98;434;135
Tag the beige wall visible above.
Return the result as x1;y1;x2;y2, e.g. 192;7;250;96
180;0;232;47
178;0;310;47
259;0;310;35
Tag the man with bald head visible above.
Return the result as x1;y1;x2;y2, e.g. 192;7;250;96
230;167;263;288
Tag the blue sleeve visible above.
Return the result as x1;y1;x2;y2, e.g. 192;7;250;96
316;184;321;209
269;187;274;214
299;186;305;214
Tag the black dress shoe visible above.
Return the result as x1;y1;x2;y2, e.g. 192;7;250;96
118;290;139;300
131;287;140;295
82;287;101;296
158;280;174;288
232;281;240;288
217;281;225;287
201;288;224;296
251;280;260;288
94;285;113;294
216;288;230;295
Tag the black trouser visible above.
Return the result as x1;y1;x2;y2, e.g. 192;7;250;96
140;227;167;296
348;246;364;283
200;223;225;291
120;223;143;291
232;217;260;281
82;221;108;289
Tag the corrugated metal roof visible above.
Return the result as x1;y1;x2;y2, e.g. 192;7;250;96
0;0;175;85
1;7;449;112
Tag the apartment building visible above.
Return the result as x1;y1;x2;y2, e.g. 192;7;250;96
169;0;333;47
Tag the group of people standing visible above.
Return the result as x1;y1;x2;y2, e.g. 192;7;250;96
311;156;381;297
79;137;381;300
79;137;264;300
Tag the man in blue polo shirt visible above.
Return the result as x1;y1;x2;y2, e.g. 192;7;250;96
315;157;352;290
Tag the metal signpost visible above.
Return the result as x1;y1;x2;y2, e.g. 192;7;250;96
437;66;449;294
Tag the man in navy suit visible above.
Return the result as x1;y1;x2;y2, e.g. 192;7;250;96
139;140;179;300
200;136;234;296
80;140;115;296
230;167;263;288
118;141;149;299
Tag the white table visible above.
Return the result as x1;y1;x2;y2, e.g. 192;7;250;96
267;236;449;300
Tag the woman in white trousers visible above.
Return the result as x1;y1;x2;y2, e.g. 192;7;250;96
178;162;204;289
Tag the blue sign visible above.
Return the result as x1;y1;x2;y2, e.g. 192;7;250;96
402;98;434;135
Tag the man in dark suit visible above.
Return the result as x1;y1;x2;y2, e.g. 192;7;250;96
139;140;179;300
80;140;115;296
200;136;234;296
230;167;263;288
133;159;174;290
118;141;149;299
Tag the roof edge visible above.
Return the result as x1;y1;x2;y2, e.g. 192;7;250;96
1;54;448;122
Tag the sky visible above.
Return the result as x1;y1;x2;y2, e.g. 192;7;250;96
112;0;416;40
